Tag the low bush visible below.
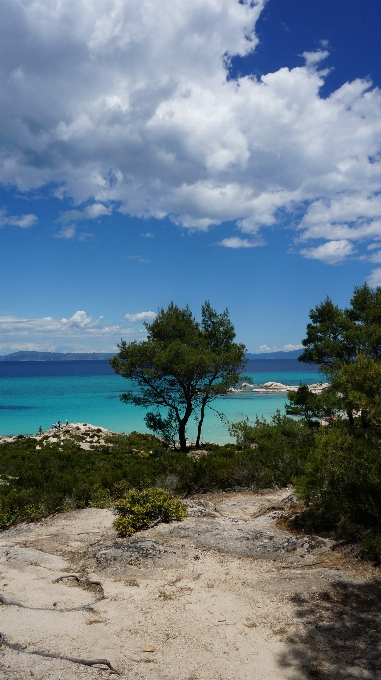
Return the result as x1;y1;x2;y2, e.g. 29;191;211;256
7;412;380;563
295;421;381;561
0;417;312;530
113;487;187;536
103;431;168;457
229;412;314;487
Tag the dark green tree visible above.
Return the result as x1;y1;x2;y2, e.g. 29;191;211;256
298;283;381;424
285;384;339;426
110;302;246;451
329;354;381;430
299;283;381;367
294;284;381;559
144;410;178;449
345;283;381;358
298;298;354;367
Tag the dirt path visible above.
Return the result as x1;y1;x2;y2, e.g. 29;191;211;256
0;489;379;679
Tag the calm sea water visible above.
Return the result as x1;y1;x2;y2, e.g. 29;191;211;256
0;360;322;442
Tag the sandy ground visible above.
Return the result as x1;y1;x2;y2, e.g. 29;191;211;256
0;489;380;680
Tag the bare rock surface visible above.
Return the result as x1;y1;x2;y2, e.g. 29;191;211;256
0;489;380;680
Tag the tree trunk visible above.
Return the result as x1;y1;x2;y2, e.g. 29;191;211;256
178;402;193;452
195;399;207;448
346;409;355;425
178;419;187;452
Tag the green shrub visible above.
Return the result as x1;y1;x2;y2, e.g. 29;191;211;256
89;485;113;508
295;422;381;561
0;418;315;532
229;412;314;488
23;503;48;522
113;487;187;537
104;431;167;457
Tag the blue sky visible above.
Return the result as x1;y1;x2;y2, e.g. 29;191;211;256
1;0;381;354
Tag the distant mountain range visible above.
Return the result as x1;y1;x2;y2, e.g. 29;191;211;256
246;349;303;361
0;349;303;361
0;351;115;361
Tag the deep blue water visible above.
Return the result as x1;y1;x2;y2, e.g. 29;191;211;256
0;360;322;442
0;360;115;378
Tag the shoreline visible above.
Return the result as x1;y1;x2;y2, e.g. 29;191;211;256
0;381;329;441
0;422;205;449
0;422;117;446
1;369;323;440
229;380;329;394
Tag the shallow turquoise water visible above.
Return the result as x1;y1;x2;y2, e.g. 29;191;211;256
0;363;322;442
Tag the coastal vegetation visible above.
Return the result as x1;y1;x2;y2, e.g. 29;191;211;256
109;301;246;451
113;487;187;537
0;421;310;532
1;284;381;561
292;283;381;561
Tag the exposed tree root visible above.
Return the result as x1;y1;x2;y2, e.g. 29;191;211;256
0;593;94;612
0;632;119;673
147;516;163;530
53;574;105;599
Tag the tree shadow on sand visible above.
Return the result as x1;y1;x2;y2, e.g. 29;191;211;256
279;579;381;679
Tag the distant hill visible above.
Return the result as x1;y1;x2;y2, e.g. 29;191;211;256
246;349;303;361
0;349;303;361
0;351;115;361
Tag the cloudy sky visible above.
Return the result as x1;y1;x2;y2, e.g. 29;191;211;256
1;0;381;354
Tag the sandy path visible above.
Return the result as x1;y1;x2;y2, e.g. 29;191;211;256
0;490;379;680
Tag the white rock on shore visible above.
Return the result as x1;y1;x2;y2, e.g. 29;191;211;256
221;382;330;395
251;382;329;394
0;422;116;447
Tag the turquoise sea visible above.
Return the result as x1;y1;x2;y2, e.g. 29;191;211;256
0;360;322;443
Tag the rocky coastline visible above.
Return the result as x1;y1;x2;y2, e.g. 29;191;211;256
228;381;329;394
0;422;114;448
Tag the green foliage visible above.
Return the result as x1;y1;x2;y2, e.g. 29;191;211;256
113;488;187;536
144;410;178;448
295;283;381;560
328;354;381;429
299;283;381;367
0;416;316;531
299;297;354;366
104;431;168;457
229;412;314;487
88;485;113;508
295;422;381;561
110;301;246;451
285;384;340;426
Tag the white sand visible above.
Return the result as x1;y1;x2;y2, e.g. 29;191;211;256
0;490;376;679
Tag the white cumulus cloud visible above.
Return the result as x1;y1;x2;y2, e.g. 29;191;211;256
55;225;76;239
124;311;157;323
301;49;329;69
58;203;111;223
0;211;37;228
300;240;355;265
368;249;381;263
0;311;143;354
367;268;381;288
0;0;381;273
255;342;303;353
218;236;263;248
